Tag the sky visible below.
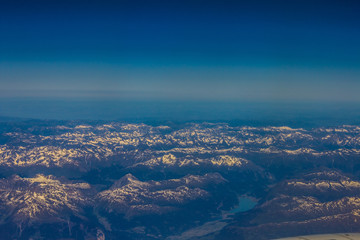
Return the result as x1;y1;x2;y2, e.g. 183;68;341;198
1;0;360;103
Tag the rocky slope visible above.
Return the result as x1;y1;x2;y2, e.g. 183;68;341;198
97;173;225;218
0;174;96;239
216;170;360;240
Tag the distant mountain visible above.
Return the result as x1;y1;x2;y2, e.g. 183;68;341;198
0;120;360;239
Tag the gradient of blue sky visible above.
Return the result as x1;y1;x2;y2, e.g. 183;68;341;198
1;0;360;102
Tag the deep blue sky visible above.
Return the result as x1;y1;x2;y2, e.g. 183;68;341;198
1;0;360;102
